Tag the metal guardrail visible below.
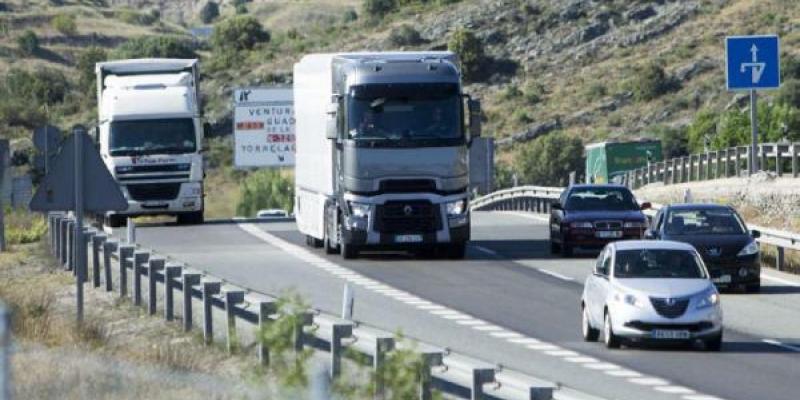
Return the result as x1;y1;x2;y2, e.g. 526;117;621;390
624;142;800;190
45;212;593;400
471;186;800;271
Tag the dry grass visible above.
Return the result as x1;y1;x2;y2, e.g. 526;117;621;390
204;167;243;219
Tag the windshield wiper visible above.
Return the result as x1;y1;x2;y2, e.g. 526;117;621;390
109;147;147;156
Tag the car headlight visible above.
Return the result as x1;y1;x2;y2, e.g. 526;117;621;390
614;291;644;308
446;199;467;216
737;240;759;257
570;221;594;229
348;201;370;218
624;221;647;229
695;288;720;310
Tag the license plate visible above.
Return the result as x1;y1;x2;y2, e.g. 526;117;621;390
712;275;732;284
595;231;623;239
651;330;691;340
395;234;423;243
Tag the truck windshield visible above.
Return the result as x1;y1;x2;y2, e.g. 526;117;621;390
347;83;462;145
109;118;196;156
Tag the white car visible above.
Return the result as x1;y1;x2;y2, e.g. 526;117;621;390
256;209;289;219
581;240;723;351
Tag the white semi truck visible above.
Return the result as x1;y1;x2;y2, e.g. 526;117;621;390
95;59;205;227
293;52;481;259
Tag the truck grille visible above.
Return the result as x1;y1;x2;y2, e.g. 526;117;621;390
649;297;690;319
379;179;436;193
375;201;440;233
126;183;181;202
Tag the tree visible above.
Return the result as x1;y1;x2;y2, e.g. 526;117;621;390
113;36;197;59
363;0;396;20
211;15;270;51
515;133;584;186
16;30;39;55
653;125;689;159
630;62;679;102
388;25;423;46
776;78;800;108
51;14;77;36
447;27;485;82
236;169;294;217
200;1;220;24
77;47;107;93
686;108;717;152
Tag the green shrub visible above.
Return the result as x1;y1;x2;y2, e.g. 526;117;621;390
781;55;800;80
522;81;544;105
630;62;679;102
16;30;39;55
687;104;800;152
113;36;197;59
342;9;358;22
117;9;158;26
235;4;248;14
776;78;800;108
498;85;522;101
5;209;47;245
585;82;607;101
51;14;77;36
686;108;717;152
388;24;423;46
76;47;106;93
211;15;270;51
2;67;69;105
200;1;220;24
236;169;294;217
447;27;485;82
515;133;584;186
259;290;313;387
363;0;397;20
653;125;689;159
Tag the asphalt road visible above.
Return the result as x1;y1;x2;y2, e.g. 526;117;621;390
128;212;800;400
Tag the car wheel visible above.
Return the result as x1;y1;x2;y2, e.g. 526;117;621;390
745;281;761;293
582;305;600;342
704;332;723;352
604;311;620;349
550;240;560;255
560;241;573;258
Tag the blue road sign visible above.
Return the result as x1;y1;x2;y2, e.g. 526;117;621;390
726;35;780;90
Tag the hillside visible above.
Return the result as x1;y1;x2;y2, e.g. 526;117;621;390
1;0;800;198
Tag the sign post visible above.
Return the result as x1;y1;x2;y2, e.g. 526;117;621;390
73;125;85;322
725;35;781;174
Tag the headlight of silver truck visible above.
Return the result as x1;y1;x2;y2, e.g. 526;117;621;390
348;201;370;218
446;199;467;216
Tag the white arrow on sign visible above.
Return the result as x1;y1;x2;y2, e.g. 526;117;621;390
740;44;766;84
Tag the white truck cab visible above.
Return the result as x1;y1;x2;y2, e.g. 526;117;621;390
95;59;205;226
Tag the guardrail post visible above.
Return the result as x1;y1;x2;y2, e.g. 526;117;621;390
202;280;221;345
147;258;165;315
182;272;201;331
257;300;277;366
330;322;353;378
66;220;74;271
419;351;443;400
59;218;68;266
118;245;134;298
294;311;314;352
776;246;785;271
776;146;783;177
374;337;395;399
91;234;106;288
102;240;117;292
132;251;150;306
723;149;730;177
164;264;182;321
471;368;495;400
529;386;554;400
760;145;767;174
792;144;799;178
126;217;136;244
80;228;92;282
223;289;245;353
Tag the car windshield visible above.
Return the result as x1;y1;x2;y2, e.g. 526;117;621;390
347;83;462;144
564;187;639;211
665;209;746;235
614;249;707;279
110;118;196;156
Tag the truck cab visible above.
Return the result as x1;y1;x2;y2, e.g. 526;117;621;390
95;59;205;226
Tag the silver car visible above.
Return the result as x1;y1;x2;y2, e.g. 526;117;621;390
581;240;723;351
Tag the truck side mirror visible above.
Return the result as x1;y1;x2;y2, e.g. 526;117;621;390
93;126;100;144
325;103;338;140
468;99;482;140
203;122;212;135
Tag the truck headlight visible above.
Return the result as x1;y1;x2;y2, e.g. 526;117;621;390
446;199;467;216
570;221;593;229
737;240;759;257
348;201;370;218
695;288;720;310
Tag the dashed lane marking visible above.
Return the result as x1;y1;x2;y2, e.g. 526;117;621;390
536;268;574;282
654;386;696;395
762;338;800;352
761;273;800;287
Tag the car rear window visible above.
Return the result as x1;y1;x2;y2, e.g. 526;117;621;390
665;209;746;235
564;187;639;211
614;249;707;279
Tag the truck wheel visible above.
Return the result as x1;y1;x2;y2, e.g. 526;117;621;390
305;235;323;248
550;240;561;255
446;243;467;259
177;211;204;225
106;215;126;228
325;235;338;254
339;223;358;259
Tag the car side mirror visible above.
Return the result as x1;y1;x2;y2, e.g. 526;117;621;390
751;229;761;239
551;203;562;211
640;202;652;210
325;103;338;140
467;98;481;140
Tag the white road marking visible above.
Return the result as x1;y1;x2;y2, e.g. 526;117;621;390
507;338;541;345
564;356;599;364
761;273;800;287
582;362;620;371
526;344;560;351
490;331;523;339
536;268;574;282
431;309;460;316
762;338;800;352
654;386;695;395
417;304;446;311
442;314;472;320
545;350;580;357
474;245;501;257
682;396;723;400
629;377;670;386
605;369;642;378
456;319;486;326
473;325;504;332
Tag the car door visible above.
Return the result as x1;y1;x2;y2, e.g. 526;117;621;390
590;247;613;324
550;191;568;239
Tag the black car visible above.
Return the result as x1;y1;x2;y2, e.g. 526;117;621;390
549;185;650;257
645;204;761;292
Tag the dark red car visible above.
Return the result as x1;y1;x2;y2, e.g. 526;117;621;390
549;185;650;257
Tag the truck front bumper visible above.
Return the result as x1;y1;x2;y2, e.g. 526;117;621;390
109;181;203;217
